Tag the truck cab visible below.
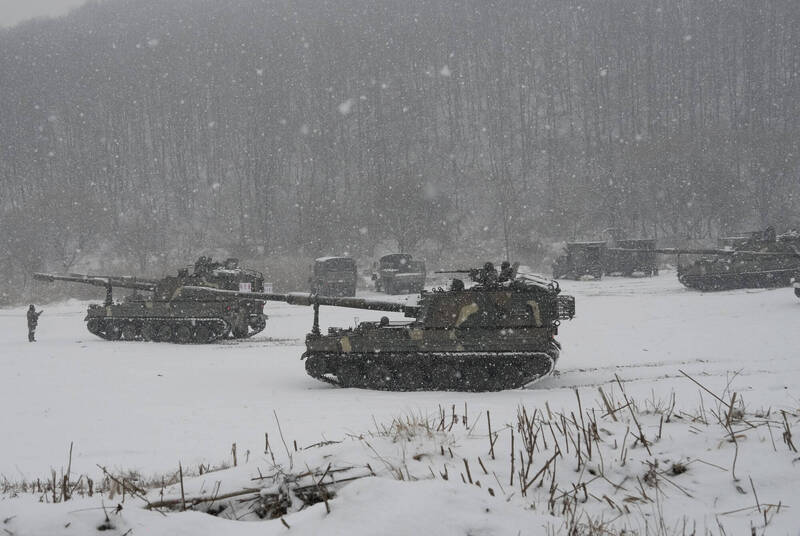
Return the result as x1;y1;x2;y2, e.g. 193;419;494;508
311;257;357;297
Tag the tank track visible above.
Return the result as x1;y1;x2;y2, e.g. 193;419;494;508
678;268;797;291
86;317;232;343
302;345;559;391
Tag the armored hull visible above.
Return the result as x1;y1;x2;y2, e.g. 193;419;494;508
84;294;266;343
304;338;560;391
677;265;798;292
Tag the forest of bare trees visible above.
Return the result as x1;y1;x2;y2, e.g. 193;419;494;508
1;0;799;301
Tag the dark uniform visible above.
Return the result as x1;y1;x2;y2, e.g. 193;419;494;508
481;262;499;287
27;305;43;342
499;261;514;282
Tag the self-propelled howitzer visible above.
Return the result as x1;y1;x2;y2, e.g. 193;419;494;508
33;257;268;343
200;268;576;391
612;246;800;291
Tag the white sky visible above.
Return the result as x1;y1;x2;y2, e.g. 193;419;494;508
0;0;88;28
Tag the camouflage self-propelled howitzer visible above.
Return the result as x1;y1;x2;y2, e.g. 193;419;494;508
33;257;267;343
202;263;575;391
616;229;800;291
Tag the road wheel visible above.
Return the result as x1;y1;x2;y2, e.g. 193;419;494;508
491;363;526;390
429;363;458;390
366;363;394;390
459;365;489;392
140;323;154;341
87;319;104;336
795;288;800;298
337;361;363;387
194;324;212;343
105;322;122;340
154;323;173;342
175;324;193;344
121;323;138;341
250;316;266;333
397;365;428;390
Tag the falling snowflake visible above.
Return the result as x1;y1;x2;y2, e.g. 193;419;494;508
338;99;354;115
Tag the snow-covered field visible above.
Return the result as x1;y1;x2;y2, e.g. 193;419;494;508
1;271;799;535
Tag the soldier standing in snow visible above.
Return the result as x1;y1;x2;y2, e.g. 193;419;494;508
27;304;43;342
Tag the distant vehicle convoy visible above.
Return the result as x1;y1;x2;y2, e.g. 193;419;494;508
22;220;800;395
29;230;799;391
552;227;800;292
32;257;577;392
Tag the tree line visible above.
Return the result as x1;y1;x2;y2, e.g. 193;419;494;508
1;0;799;301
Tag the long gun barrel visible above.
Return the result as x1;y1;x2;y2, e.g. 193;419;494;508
181;287;418;336
608;247;800;258
33;272;158;292
181;287;418;315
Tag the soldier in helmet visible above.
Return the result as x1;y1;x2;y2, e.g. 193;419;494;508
481;262;499;287
27;304;43;342
499;261;514;282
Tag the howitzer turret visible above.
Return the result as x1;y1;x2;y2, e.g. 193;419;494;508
33;257;268;343
203;265;575;391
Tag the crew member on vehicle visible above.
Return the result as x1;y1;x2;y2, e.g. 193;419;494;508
499;261;514;282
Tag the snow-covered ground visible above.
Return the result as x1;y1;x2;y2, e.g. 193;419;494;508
1;271;799;535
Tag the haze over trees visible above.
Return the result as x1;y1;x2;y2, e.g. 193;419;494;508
1;0;799;300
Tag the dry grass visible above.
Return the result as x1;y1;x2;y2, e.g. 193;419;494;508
2;377;798;535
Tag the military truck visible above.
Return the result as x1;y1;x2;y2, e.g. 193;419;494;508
371;253;426;294
33;257;267;342
310;257;357;296
552;242;606;279
552;228;660;280
199;263;575;391
605;239;658;276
